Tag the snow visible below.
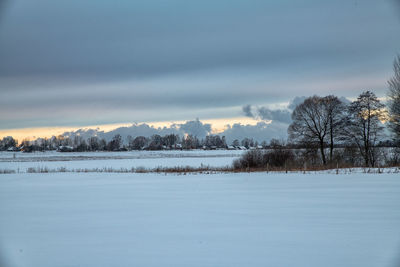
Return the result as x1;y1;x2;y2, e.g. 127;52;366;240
0;157;235;172
0;150;244;172
0;171;399;267
0;150;244;159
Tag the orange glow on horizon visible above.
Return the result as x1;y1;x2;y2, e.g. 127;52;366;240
0;117;261;142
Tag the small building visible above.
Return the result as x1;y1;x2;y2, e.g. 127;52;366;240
58;145;74;152
175;144;182;150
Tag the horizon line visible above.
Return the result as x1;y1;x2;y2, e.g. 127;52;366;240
0;117;262;141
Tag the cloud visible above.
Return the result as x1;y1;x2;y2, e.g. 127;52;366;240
0;0;9;23
393;0;400;19
62;119;213;143
287;95;351;110
1;0;397;80
256;107;292;124
339;96;351;105
220;121;288;143
242;104;292;124
242;95;352;125
178;119;212;138
0;0;398;129
60;119;288;144
63;124;181;142
288;96;307;111
242;105;254;117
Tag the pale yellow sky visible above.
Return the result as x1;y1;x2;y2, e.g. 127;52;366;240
0;117;260;142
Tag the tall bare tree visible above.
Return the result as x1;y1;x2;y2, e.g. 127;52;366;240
387;55;400;143
324;95;347;162
344;91;385;167
288;96;330;165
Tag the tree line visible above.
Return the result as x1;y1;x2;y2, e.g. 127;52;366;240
0;134;238;152
234;56;400;169
287;91;390;167
285;56;400;167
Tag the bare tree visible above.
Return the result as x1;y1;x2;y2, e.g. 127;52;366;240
131;136;147;150
232;139;240;147
107;134;122;151
388;55;400;143
288;95;346;165
88;136;100;151
182;134;199;149
288;96;330;165
0;136;17;150
148;135;162;150
162;134;180;148
343;91;385;167
324;95;347;162
99;139;107;150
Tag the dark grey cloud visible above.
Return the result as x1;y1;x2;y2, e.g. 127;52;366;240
242;95;352;125
242;105;254;118
1;0;399;80
0;0;399;129
1;0;398;79
0;0;9;22
256;107;292;124
393;0;400;18
242;104;292;124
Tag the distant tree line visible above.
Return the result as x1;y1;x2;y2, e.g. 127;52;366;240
0;133;257;152
0;132;287;153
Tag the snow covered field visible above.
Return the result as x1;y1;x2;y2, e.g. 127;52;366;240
0;150;244;172
0;171;399;267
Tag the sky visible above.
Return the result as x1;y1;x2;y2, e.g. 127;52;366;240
0;0;399;140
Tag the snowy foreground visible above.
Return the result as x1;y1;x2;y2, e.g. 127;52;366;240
1;172;400;267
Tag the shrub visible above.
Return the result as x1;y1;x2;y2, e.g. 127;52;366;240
386;147;400;166
264;149;295;168
0;169;16;174
233;149;295;170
